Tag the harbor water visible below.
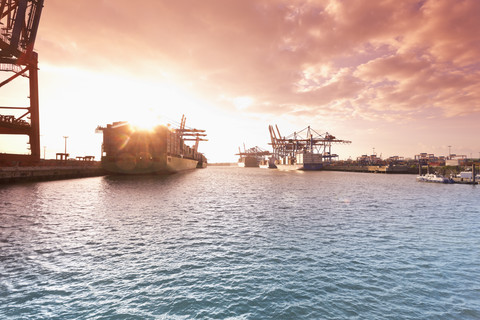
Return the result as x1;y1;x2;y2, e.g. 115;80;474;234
1;167;479;319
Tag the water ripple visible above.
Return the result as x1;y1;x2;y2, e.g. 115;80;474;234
0;169;479;319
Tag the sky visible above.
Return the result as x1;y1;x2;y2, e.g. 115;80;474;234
2;0;480;162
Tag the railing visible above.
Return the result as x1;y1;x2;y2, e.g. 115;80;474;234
0;63;23;73
0;115;30;128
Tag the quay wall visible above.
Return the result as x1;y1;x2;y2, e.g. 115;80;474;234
451;177;478;185
0;165;106;183
323;165;416;174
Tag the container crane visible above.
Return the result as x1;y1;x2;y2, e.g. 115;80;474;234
0;0;44;164
268;124;351;169
175;114;207;154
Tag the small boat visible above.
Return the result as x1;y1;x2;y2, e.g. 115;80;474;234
416;173;453;184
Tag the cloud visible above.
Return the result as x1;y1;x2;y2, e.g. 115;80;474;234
36;0;480;122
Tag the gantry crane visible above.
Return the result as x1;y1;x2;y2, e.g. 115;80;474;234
0;0;44;164
235;145;271;158
176;114;208;154
268;124;351;163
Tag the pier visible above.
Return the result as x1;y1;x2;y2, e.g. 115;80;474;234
451;177;478;185
0;161;106;183
323;164;416;174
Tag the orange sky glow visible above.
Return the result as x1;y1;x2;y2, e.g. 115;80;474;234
2;0;480;162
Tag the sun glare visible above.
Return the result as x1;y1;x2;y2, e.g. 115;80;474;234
128;111;163;131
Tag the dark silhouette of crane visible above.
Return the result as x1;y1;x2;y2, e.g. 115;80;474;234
0;0;44;165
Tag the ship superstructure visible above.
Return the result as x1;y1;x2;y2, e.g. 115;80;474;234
268;124;351;170
97;115;207;174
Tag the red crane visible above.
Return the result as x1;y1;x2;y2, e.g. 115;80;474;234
0;0;44;165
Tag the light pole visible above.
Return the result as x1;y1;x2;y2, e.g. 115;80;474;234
43;146;46;160
448;145;451;159
63;136;68;156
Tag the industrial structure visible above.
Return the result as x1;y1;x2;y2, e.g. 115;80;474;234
0;0;44;165
236;144;271;167
268;124;351;170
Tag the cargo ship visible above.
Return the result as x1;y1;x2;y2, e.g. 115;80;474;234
236;145;272;168
268;125;351;171
275;150;324;170
97;116;207;174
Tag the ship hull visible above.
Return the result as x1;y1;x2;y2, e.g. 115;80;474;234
102;154;198;175
237;162;259;168
238;156;259;167
276;163;323;171
302;163;323;170
197;161;208;168
276;164;304;170
98;120;206;175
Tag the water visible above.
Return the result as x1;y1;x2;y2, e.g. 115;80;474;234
1;167;479;319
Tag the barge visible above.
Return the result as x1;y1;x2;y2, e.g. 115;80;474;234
97;116;207;174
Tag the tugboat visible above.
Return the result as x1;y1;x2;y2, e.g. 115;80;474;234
96;115;207;174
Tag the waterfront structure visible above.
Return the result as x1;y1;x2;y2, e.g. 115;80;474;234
268;124;351;170
356;154;383;165
0;159;105;183
445;155;468;166
0;0;44;165
414;153;447;166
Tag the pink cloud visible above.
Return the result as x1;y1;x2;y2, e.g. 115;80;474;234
36;0;480;122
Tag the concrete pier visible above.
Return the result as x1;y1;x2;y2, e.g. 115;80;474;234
0;165;106;183
323;164;415;174
451;177;478;185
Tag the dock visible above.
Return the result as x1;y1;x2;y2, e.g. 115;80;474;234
451;177;478;185
0;163;106;183
323;164;416;174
